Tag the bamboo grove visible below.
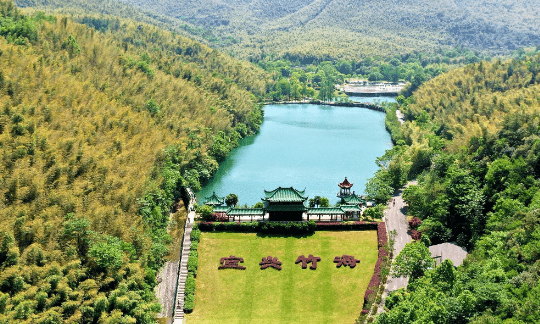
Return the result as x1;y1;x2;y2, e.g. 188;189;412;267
364;54;540;323
0;1;268;322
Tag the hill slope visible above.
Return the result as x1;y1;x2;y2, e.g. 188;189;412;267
118;0;540;61
0;1;267;322
16;0;540;62
367;54;540;323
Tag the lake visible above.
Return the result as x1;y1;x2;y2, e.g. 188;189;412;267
197;102;393;206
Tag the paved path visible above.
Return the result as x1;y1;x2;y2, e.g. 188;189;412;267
173;189;196;324
378;181;417;313
396;110;405;125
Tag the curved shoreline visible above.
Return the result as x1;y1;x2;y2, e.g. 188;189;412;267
264;99;386;112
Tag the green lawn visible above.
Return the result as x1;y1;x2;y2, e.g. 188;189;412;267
185;231;378;324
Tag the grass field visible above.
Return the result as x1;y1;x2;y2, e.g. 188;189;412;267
185;231;378;324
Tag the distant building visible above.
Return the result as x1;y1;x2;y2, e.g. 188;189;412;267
429;243;468;267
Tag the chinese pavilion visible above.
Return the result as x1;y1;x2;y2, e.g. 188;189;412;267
262;187;308;221
341;192;365;206
337;177;353;198
204;192;224;207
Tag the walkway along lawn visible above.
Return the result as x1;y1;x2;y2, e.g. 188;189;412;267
185;231;378;324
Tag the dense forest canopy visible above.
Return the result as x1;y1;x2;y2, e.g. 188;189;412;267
111;0;540;62
4;0;540;323
0;1;268;322
364;53;540;323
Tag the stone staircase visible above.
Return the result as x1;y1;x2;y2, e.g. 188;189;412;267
173;192;195;324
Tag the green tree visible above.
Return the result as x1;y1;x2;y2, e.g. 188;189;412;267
63;34;81;59
392;241;434;280
319;197;330;207
336;60;352;74
309;196;321;207
365;169;394;204
88;238;124;272
60;215;93;259
225;193;238;207
276;78;291;100
196;205;214;221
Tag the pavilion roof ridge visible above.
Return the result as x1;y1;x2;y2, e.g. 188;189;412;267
263;186;308;202
339;177;353;189
204;191;225;206
342;193;365;205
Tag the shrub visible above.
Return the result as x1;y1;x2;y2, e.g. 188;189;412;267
187;250;198;277
314;221;377;231
190;228;201;243
183;292;194;313
185;273;196;296
408;217;422;229
362;222;391;315
198;221;318;235
410;229;422;240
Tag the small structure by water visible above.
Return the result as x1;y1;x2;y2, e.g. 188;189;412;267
204;192;224;206
342;81;406;97
203;183;369;222
263;187;308;222
337;177;353;198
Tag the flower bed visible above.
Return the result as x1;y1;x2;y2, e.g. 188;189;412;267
361;222;391;315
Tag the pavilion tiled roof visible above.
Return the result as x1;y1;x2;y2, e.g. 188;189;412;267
227;208;265;216
339;177;353;189
213;206;230;213
339;205;362;212
307;207;345;215
263;187;308;203
342;194;365;205
204;191;225;206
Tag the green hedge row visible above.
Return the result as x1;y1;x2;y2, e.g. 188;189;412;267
184;273;196;313
184;223;200;313
198;221;379;234
198;220;317;234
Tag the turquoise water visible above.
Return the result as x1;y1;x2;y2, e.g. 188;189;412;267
197;103;393;206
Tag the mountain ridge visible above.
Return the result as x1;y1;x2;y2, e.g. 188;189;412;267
117;0;540;61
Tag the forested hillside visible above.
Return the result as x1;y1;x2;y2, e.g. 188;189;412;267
0;1;267;322
366;54;540;323
110;0;540;62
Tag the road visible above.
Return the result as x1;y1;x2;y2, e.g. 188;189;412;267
378;180;417;313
